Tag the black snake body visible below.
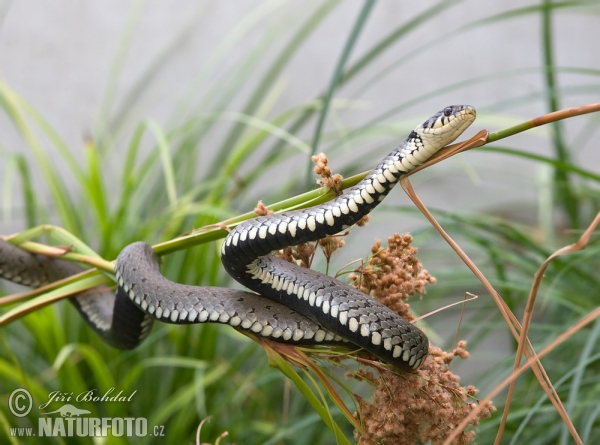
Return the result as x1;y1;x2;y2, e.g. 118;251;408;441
0;105;476;370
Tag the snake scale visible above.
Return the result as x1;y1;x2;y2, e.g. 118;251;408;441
0;105;476;370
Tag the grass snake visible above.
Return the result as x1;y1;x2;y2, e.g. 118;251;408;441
0;105;476;371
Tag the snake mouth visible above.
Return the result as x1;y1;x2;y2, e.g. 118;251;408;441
419;105;477;145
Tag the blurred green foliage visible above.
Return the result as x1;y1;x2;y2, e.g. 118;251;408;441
1;1;599;443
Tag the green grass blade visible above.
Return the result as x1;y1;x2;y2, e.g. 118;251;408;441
2;155;42;228
145;118;178;206
307;0;376;185
351;1;597;99
53;343;117;392
264;348;351;444
560;318;600;444
341;1;457;84
95;0;146;141
480;146;600;182
0;274;108;328
0;82;80;233
108;5;208;135
172;0;289;121
83;139;111;243
215;0;340;164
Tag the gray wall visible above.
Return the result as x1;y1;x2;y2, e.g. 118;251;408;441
1;1;597;227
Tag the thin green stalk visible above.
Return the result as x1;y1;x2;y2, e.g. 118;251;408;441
0;82;80;233
153;172;365;255
542;0;579;229
264;2;456;184
560;318;600;445
264;346;352;444
145;118;178;206
306;0;376;186
480;147;600;182
107;5;207;135
0;273;108;327
95;0;146;143
485;102;600;145
6;225;103;259
150;103;600;256
15;156;39;228
172;0;288;122
214;0;340;173
509;351;600;444
340;1;457;85
84;139;111;244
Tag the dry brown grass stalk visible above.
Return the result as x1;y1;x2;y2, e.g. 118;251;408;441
349;234;495;444
399;121;600;444
399;176;583;444
498;211;600;443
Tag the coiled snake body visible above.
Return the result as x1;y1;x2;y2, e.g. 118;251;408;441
0;105;476;370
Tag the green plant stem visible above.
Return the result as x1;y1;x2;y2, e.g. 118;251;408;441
201;103;600;264
480;147;600;182
153;172;365;255
306;0;376;186
213;1;339;176
263;345;352;444
486;102;600;144
541;0;579;229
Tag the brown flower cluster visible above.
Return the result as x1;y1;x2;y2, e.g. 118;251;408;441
312;152;343;195
349;235;495;444
254;200;273;217
277;242;316;269
349;233;435;321
260;151;494;442
276;153;346;267
354;342;495;445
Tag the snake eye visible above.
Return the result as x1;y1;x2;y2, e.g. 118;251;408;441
443;107;452;117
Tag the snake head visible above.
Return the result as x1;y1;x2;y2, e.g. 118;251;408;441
416;104;476;148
